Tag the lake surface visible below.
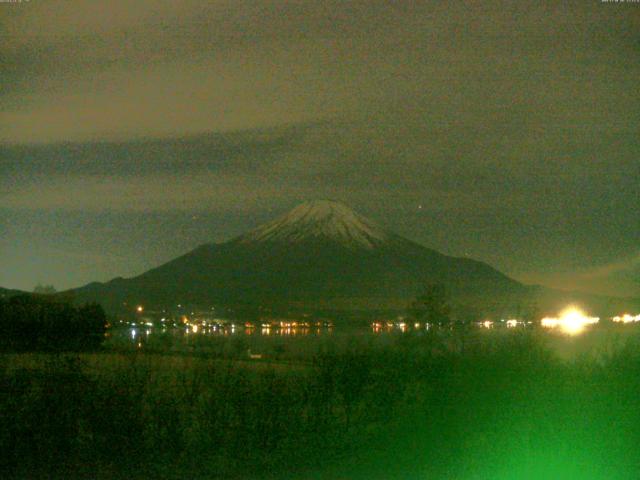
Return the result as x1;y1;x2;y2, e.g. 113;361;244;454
104;320;640;362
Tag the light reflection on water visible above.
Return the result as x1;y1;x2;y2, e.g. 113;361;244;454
121;321;434;347
121;318;600;347
117;323;336;348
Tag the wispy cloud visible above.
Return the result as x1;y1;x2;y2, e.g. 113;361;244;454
580;253;640;281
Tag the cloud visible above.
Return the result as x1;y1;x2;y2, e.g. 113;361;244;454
581;253;640;282
1;1;639;295
3;1;638;143
518;252;640;298
1;173;297;212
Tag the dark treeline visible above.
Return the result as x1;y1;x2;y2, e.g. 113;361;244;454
0;295;107;352
3;331;640;479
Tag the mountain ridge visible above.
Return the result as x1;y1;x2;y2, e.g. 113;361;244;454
68;201;640;318
0;287;25;298
70;201;528;316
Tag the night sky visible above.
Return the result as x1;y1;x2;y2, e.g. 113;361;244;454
1;1;639;297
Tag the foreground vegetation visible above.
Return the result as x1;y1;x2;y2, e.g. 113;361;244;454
2;329;640;479
0;295;106;352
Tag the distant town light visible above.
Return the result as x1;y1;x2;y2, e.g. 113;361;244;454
136;305;144;313
612;314;640;323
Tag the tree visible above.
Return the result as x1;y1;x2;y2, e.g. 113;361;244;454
0;295;107;352
77;303;108;350
33;284;57;295
408;283;451;326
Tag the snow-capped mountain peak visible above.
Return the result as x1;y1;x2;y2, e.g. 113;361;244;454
239;200;390;249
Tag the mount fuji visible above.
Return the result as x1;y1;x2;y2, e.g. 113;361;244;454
239;200;391;249
71;200;530;316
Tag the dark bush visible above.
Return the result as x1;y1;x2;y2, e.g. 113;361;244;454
0;295;107;352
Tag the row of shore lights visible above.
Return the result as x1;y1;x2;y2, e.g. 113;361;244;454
134;304;639;337
612;314;640;324
483;307;640;336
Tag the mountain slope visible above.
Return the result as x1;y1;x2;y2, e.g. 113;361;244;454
72;200;527;315
0;287;25;299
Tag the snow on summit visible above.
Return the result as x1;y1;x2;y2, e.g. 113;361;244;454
241;200;390;249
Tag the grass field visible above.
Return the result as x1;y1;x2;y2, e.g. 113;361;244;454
3;327;640;479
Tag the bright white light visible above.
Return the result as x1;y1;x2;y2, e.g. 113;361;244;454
541;307;599;335
612;314;640;324
482;320;493;329
136;305;144;313
540;317;561;328
192;324;199;333
505;319;519;328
